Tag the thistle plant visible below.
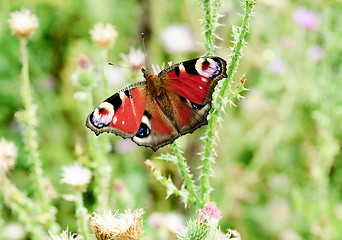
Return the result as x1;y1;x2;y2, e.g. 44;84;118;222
60;163;92;240
6;8;59;234
86;22;118;210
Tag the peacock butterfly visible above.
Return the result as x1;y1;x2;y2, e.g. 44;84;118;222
86;57;227;151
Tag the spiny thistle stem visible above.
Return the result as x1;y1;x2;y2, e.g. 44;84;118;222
75;193;91;240
86;89;109;210
171;141;201;205
19;37;59;233
200;0;256;203
202;0;221;56
0;176;46;240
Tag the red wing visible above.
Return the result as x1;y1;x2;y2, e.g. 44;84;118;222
159;57;227;104
109;88;146;134
86;83;147;138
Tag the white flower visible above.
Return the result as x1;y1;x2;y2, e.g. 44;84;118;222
60;163;92;192
90;209;144;240
48;228;83;240
90;23;118;49
0;138;18;174
151;61;172;76
3;223;26;240
161;24;196;53
8;9;39;38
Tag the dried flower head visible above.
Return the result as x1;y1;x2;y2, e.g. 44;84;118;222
48;228;83;240
90;23;118;49
0;138;18;174
120;48;145;71
60;163;92;192
8;9;39;38
198;202;222;223
90;209;144;240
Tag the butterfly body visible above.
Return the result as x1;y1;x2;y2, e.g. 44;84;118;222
86;57;227;151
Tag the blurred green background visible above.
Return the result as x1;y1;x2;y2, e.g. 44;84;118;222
1;0;342;239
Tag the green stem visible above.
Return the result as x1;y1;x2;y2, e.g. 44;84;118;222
86;89;110;210
202;0;215;56
172;142;201;205
1;176;46;240
19;37;59;233
75;193;91;240
200;0;256;203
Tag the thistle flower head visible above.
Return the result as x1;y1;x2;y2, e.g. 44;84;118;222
198;202;222;223
72;54;95;89
60;163;92;192
48;228;83;240
78;54;92;70
0;138;18;174
90;23;118;49
151;61;172;76
120;48;145;71
8;9;39;38
90;209;144;240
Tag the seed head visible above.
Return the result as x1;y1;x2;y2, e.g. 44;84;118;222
90;23;118;49
48;228;83;240
90;209;144;240
8;9;39;38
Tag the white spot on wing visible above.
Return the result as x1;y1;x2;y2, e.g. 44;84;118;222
199;86;203;89
201;77;208;83
122;121;125;125
113;116;117;124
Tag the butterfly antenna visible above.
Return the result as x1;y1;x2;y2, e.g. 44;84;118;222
108;62;132;70
142;33;148;69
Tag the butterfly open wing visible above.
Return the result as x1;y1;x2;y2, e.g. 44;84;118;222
86;57;227;151
86;82;147;138
158;56;227;136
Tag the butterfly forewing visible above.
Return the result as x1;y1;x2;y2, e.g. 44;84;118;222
86;83;147;138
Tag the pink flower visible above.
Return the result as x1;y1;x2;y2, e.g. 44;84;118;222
120;48;145;71
197;202;222;222
292;7;321;31
78;54;92;69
